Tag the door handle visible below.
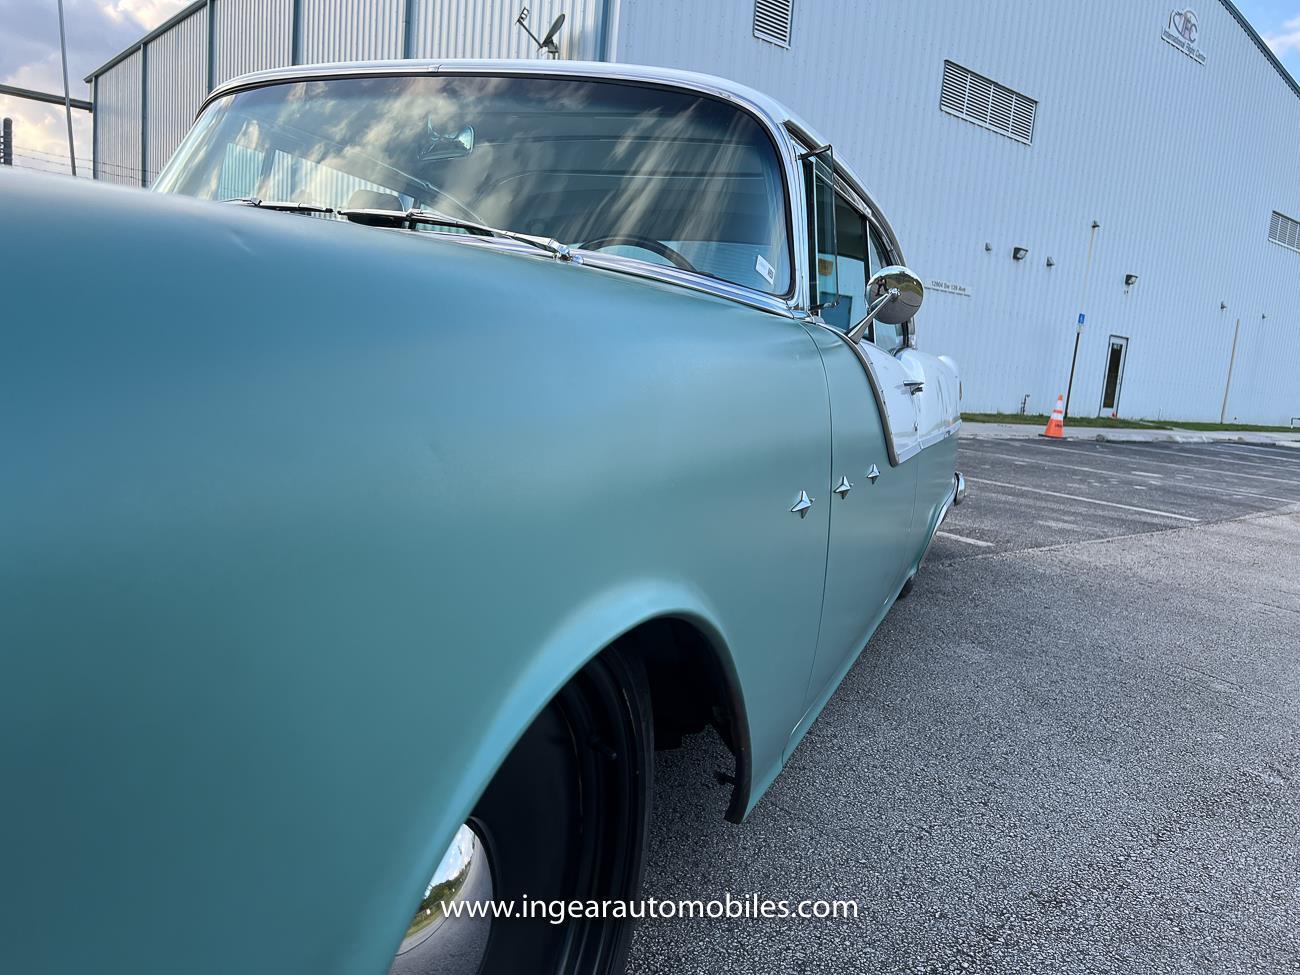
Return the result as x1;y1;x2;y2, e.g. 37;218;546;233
903;380;925;395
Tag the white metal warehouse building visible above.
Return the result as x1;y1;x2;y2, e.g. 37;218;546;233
85;0;1300;424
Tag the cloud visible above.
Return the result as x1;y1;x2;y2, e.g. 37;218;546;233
0;0;186;176
0;54;93;172
1263;14;1300;57
98;0;189;30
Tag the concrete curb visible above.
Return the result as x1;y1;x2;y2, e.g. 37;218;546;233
961;422;1300;447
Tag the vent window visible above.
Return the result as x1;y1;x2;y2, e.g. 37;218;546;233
754;0;793;47
940;61;1037;145
1269;211;1300;253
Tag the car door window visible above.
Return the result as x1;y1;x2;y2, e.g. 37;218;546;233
868;225;906;353
819;193;869;332
805;151;840;312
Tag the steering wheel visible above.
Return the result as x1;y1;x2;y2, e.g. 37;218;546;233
580;235;699;273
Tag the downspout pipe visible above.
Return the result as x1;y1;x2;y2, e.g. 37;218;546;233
598;0;620;62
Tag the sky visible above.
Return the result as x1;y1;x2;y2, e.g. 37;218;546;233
0;0;189;177
2;0;1299;176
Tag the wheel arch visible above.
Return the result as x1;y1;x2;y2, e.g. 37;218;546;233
371;586;754;973
434;586;753;873
614;614;753;825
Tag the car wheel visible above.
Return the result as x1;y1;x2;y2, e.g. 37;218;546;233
896;575;915;600
389;646;653;975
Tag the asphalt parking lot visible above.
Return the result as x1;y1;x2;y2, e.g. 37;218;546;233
628;436;1300;975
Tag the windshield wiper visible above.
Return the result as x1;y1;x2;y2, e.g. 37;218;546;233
223;197;335;215
337;206;579;263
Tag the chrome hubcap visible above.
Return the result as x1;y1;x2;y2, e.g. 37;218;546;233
388;824;494;975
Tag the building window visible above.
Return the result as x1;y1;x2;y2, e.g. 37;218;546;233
754;0;794;48
940;61;1037;145
1269;211;1300;253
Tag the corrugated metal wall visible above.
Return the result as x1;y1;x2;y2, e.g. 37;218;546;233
614;0;1300;424
87;0;1300;422
93;50;143;186
144;8;209;181
212;0;293;85
409;0;606;60
93;0;608;187
299;0;404;63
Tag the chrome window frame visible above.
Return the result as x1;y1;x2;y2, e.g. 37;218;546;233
831;172;912;354
783;119;917;350
186;62;813;319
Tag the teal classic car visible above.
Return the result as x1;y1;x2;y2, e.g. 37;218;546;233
1;61;963;975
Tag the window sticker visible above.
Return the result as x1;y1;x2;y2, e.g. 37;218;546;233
755;253;776;286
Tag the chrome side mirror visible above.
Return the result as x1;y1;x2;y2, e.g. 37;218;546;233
847;266;924;343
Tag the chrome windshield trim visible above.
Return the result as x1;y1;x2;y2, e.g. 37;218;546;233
201;60;802;131
190;60;811;313
380;229;801;318
573;251;801;316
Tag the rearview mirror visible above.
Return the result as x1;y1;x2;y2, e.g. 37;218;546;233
847;265;924;343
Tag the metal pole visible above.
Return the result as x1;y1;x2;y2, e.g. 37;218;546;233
291;0;302;64
1;118;12;166
1064;331;1083;420
57;0;77;176
402;0;417;58
206;0;216;93
1064;221;1100;420
1220;318;1241;424
0;83;91;111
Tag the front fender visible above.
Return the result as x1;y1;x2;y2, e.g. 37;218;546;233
2;174;828;974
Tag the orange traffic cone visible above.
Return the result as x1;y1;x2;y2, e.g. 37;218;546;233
1041;395;1066;439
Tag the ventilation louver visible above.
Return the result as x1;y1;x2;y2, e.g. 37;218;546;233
1269;211;1300;253
941;61;1037;145
754;0;793;47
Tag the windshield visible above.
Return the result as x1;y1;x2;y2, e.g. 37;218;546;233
154;74;793;296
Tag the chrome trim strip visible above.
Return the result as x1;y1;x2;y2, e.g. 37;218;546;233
913;472;963;572
372;229;801;318
809;321;902;468
895;440;923;465
917;418;963;452
571;251;801;317
202;59;801;126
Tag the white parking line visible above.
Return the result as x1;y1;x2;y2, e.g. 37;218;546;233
1037;519;1084;531
963;449;1298;503
1131;441;1300;473
1212;442;1300;463
936;530;995;547
1030;442;1300;487
1104;442;1300;482
967;477;1200;522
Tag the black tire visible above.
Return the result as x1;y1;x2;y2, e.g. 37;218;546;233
896;575;915;600
472;645;653;975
